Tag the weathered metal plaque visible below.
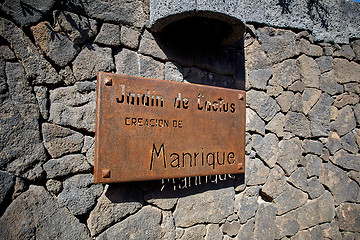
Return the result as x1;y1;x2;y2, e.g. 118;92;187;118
94;73;246;183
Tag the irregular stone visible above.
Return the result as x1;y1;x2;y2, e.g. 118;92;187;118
53;10;98;45
43;154;91;178
222;220;240;237
42;123;84;159
331;105;356;136
58;174;103;216
34;86;49;120
270;59;300;88
0;17;61;84
174;182;235;227
31;21;80;67
303;139;323;156
277;138;303;176
0;63;47;180
341;130;359;154
302;88;321;115
94;23;121;46
85;142;95;166
236;186;260;223
237;219;255;240
315;56;333;73
321;221;342;240
180;225;206;239
307;177;325;199
344;82;360;94
355;103;360;125
0;170;14;206
82;136;94;154
289;80;305;93
0;45;16;60
97;206;162;240
276;91;294;112
247;90;280;121
290;93;303;113
1;0;55;27
254;203;276;240
257;27;297;64
246;108;265;135
49;85;96;132
348;170;360;185
336;203;360;232
308;93;334;137
73;44;115;81
331;106;339;120
205;224;223;240
307;44;323;57
46;179;63;195
288;167;308;192
139;30;167;61
296;55;320;88
319;70;343;96
115;48;140;76
252;133;278;168
275;213;299;239
274;183;308;215
59;66;77;85
284;112;311;138
246;158;270;186
305;154;322;178
266;85;283;97
333;45;355;60
161;211;176;240
0;186;90;239
331;149;360;171
262;165;286;200
333;58;360;83
60;0;146;28
352;39;360;61
88;183;144;236
165;62;184;82
139;54;165;79
120;26;141;49
334;93;359;108
144;186;178;210
265;112;285;137
320;162;360;204
12;177;27;199
245;40;270;71
246;68;272;90
327;132;342;154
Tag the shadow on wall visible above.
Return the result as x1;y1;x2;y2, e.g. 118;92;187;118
150;17;246;90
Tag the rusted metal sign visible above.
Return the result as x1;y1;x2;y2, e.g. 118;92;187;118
94;73;246;183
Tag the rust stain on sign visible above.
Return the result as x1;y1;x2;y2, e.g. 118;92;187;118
94;73;246;183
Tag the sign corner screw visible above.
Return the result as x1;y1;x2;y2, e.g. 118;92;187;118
104;78;112;86
102;169;111;178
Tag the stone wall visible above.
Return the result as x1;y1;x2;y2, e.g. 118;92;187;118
0;0;359;239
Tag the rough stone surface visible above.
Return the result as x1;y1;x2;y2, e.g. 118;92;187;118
95;23;121;46
49;84;96;133
331;105;356;136
34;86;49;120
288;167;308;192
46;179;63;195
265;113;285;137
43;154;91;179
174;183;235;227
0;62;47;180
336;203;360;232
270;59;299;88
0;170;14;206
277;138;303;176
31;21;80;67
1;0;55;27
320;163;360;204
252;133;278;168
297;55;320;88
284;112;311;137
262;166;286;200
246;108;265;135
333;59;360;84
236;187;260;223
331;149;360;172
246;157;270;186
247;90;280;121
144;187;178;210
58;174;102;216
0;18;61;85
254;203;276;240
87;183;144;236
205;224;223;240
0;186;90;239
246;68;271;90
308;93;334;137
180;225;206;239
274;183;308;215
97;206;162;240
53;10;98;45
73;44;115;81
305;154;322;178
120;26;141;49
42;123;84;159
